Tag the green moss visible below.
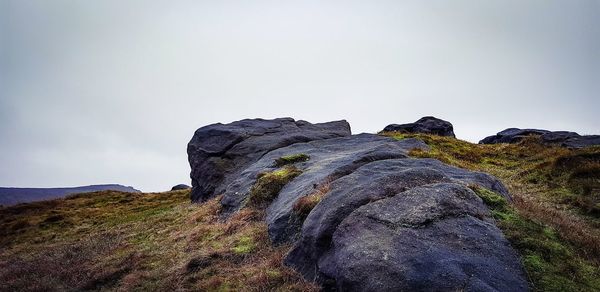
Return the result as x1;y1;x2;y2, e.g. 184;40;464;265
470;186;508;210
470;186;600;291
274;153;310;167
248;166;302;207
231;236;255;254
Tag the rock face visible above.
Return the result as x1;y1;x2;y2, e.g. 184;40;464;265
220;134;429;243
383;116;456;137
480;128;600;148
187;117;528;291
187;118;351;202
284;160;523;291
319;183;526;291
171;184;191;191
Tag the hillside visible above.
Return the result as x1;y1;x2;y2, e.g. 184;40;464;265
0;185;141;206
1;118;599;291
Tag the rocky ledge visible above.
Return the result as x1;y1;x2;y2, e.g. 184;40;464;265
480;128;600;148
187;117;528;291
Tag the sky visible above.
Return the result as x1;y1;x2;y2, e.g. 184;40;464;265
0;0;598;192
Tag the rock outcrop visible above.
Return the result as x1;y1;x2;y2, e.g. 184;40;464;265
187;117;528;291
382;116;456;137
171;184;191;191
187;118;351;202
480;128;600;148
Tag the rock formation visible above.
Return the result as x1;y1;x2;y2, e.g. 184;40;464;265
382;116;456;137
187;117;528;291
187;118;351;202
480;128;600;148
171;184;191;191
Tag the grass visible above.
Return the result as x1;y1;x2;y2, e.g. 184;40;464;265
274;154;310;167
0;190;317;291
383;132;600;291
293;180;331;219
247;166;302;208
2;133;598;291
471;186;600;291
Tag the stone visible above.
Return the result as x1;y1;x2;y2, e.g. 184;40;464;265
187;118;351;202
171;184;191;191
284;159;513;289
480;128;600;149
219;134;429;243
185;117;528;291
382;116;455;137
319;184;527;291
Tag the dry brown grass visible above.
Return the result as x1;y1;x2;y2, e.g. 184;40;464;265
0;190;318;291
293;180;331;218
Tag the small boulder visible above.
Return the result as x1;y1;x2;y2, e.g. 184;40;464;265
171;184;191;191
382;116;455;137
479;128;551;144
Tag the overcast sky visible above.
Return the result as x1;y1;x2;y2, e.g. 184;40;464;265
1;0;598;191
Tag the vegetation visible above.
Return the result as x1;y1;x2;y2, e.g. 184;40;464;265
2;133;599;291
471;186;600;291
0;190;317;291
293;180;331;219
384;132;600;291
248;166;302;208
274;154;310;167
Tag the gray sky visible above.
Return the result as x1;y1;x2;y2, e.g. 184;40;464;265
1;0;598;191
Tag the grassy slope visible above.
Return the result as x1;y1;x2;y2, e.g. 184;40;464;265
1;134;599;291
383;132;600;291
0;190;317;291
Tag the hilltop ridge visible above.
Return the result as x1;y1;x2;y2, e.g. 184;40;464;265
0;184;140;206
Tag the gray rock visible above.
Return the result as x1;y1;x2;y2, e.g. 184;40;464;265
319;183;527;291
383;116;455;137
561;135;600;149
171;184;191;191
185;117;528;291
479;128;552;144
187;118;351;202
285;158;512;286
480;128;600;148
219;133;429;243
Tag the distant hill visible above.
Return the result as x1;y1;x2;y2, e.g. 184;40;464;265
0;184;140;206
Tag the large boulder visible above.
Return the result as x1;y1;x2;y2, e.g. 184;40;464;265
480;128;600;148
187;118;351;202
284;159;523;291
382;116;455;137
318;183;527;291
219;134;429;243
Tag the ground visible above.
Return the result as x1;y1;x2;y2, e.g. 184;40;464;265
1;134;599;291
0;190;317;291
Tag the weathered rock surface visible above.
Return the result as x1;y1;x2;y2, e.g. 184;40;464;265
187;118;351;202
480;128;600;148
320;184;527;291
219;134;429;243
383;116;456;137
171;184;191;191
284;159;522;291
187;117;528;291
